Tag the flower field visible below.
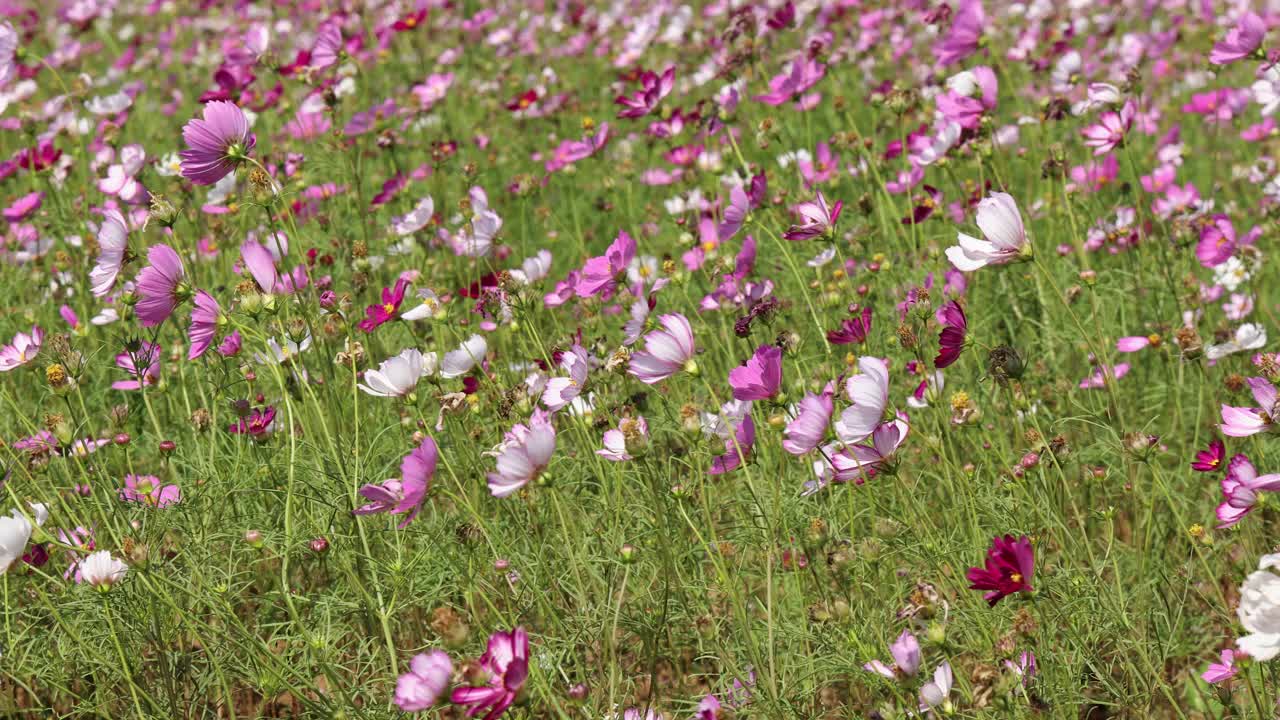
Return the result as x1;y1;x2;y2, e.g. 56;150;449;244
3;1;1280;718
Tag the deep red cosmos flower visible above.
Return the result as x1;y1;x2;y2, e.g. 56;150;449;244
966;534;1034;606
358;278;410;333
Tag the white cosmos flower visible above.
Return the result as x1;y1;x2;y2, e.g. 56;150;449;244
1254;64;1280;116
509;250;552;285
85;91;132;115
359;348;436;397
401;288;444;321
1206;323;1267;360
0;503;46;574
440;335;488;379
393;196;434;236
1237;553;1280;660
79;550;128;590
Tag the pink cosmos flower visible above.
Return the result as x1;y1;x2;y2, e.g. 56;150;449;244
629;313;697;385
542;344;590;412
310;21;343;69
695;695;722;720
919;662;954;713
1210;12;1266;65
241;240;307;295
754;57;825;106
396;650;453;712
1217;453;1280;528
864;629;921;679
135;244;187;327
1220;377;1278;437
1201;649;1241;684
936;67;997;129
449;627;529;719
228;406;276;437
575;230;637;298
188;290;222;360
784;386;834;455
933;0;984;66
98;144;148;203
358;279;410;332
0;326;42;372
966;534;1034;606
615;66;674;119
3;191;41;222
1192;439;1225;473
1196;215;1237;268
728;344;782;401
0;21;15;86
1078;363;1130;389
709;414;755;476
91;209;128;298
946;192;1030;271
598;416;649;462
934;301;967;368
718;184;751;242
1116;335;1155;353
179;101;256;186
1081;100;1136;156
488;411;556;497
835;357;890;445
838;415;910;474
111;342;161;390
783;191;843;241
120;474;180;508
355;437;438;528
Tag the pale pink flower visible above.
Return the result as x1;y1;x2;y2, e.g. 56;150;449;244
629;313;697;384
0;326;42;372
946;192;1030;271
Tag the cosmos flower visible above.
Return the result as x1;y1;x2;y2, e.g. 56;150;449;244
728;344;782;401
597;416;649;462
91;209;128;297
918;662;955;713
946;192;1031;271
864;629;921;679
783;191;843;241
542;344;590;412
1191;439;1225;472
1216;453;1280;528
1209;12;1266;65
440;335;488;379
934;301;967;368
228;406;276;438
111;342;162;390
395;650;453;712
359;348;436;398
576;230;637;298
1237;552;1280;660
135;244;188;327
0;325;42;372
0;21;16;87
449;626;529;719
355;436;438;528
1080;100;1136;156
709;414;755;475
783;386;834;455
120;474;181;508
79;551;128;590
1220;377;1278;437
358;279;410;332
1201;649;1240;684
835;357;890;445
188;290;223;360
933;0;984;65
179;101;256;186
488;411;556;497
629;313;697;385
615;66;674;119
828;305;873;346
0;504;47;575
393;196;435;236
966;534;1034;606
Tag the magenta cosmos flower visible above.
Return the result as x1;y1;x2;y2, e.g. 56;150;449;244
1192;439;1225;473
395;650;453;712
828;305;872;345
615;66;674;119
188;290;222;360
450;626;529;719
1210;12;1266;65
1217;454;1280;528
934;301;967;369
729;344;782;401
354;436;438;528
709;414;755;476
1201;649;1240;684
135;244;188;327
1221;377;1279;438
629;313;698;385
358;278;410;332
933;0;984;66
946;192;1030;271
179;101;256;186
120;474;181;508
0;325;42;372
228;406;276;438
488;411;556;498
966;534;1034;606
111;342;161;390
